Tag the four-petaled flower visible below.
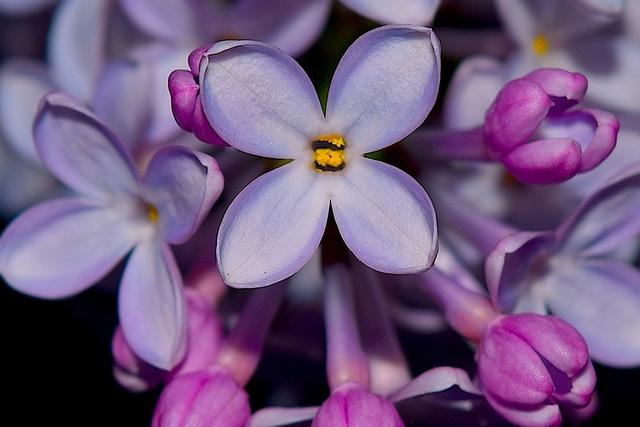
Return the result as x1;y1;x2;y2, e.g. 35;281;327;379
0;93;224;370
199;25;441;287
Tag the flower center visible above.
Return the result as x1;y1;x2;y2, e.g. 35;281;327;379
147;204;160;223
312;134;346;172
531;35;549;56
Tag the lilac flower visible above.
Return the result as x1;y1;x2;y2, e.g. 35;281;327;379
0;93;223;369
486;164;640;367
418;268;596;427
200;25;441;287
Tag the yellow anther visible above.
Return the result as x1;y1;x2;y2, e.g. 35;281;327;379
311;135;346;172
531;35;549;56
147;205;159;223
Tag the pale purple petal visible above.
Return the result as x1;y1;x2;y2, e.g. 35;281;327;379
49;0;110;101
228;0;331;57
502;138;583;184
389;366;480;403
0;0;56;14
0;59;54;163
119;237;187;370
494;0;540;47
339;0;440;25
326;25;441;154
444;56;506;129
143;147;224;244
119;0;203;42
485;231;556;312
92;59;152;145
0;198;139;299
556;163;640;256
546;259;640;367
250;407;319;427
201;40;324;158
33;92;139;199
332;158;438;274
217;162;329;288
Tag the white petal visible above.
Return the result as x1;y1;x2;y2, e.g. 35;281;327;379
332;158;438;274
217;162;330;288
326;25;441;154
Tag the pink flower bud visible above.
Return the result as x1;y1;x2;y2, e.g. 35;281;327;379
168;45;226;146
477;313;596;427
483;68;618;184
152;366;250;427
312;382;404;427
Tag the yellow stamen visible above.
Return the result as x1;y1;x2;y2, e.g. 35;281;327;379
147;205;159;223
311;135;346;172
531;35;549;56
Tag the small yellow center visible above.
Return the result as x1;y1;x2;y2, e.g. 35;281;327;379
147;205;159;223
312;134;346;172
531;35;549;56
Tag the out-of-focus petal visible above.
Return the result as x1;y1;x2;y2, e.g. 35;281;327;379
332;158;438;274
119;237;187;370
119;0;202;42
326;25;440;154
485;231;556;312
93;59;152;145
556;163;640;256
228;0;331;57
0;198;139;298
49;0;111;101
502;138;582;184
547;259;640;367
250;407;319;427
0;0;56;14
33;92;138;199
0;59;54;163
143;147;223;244
339;0;440;25
444;56;506;129
201;40;324;159
557;36;640;115
217;162;329;288
494;0;542;47
389;366;480;403
0;143;58;217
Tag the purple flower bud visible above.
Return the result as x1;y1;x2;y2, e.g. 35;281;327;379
484;68;619;184
312;382;404;427
477;313;596;427
168;45;226;146
152;366;250;427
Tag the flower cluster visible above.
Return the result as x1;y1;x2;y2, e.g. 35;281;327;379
2;0;640;426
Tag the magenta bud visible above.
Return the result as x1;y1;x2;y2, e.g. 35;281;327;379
312;382;404;427
483;68;618;184
152;366;250;427
477;313;596;427
168;46;227;146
